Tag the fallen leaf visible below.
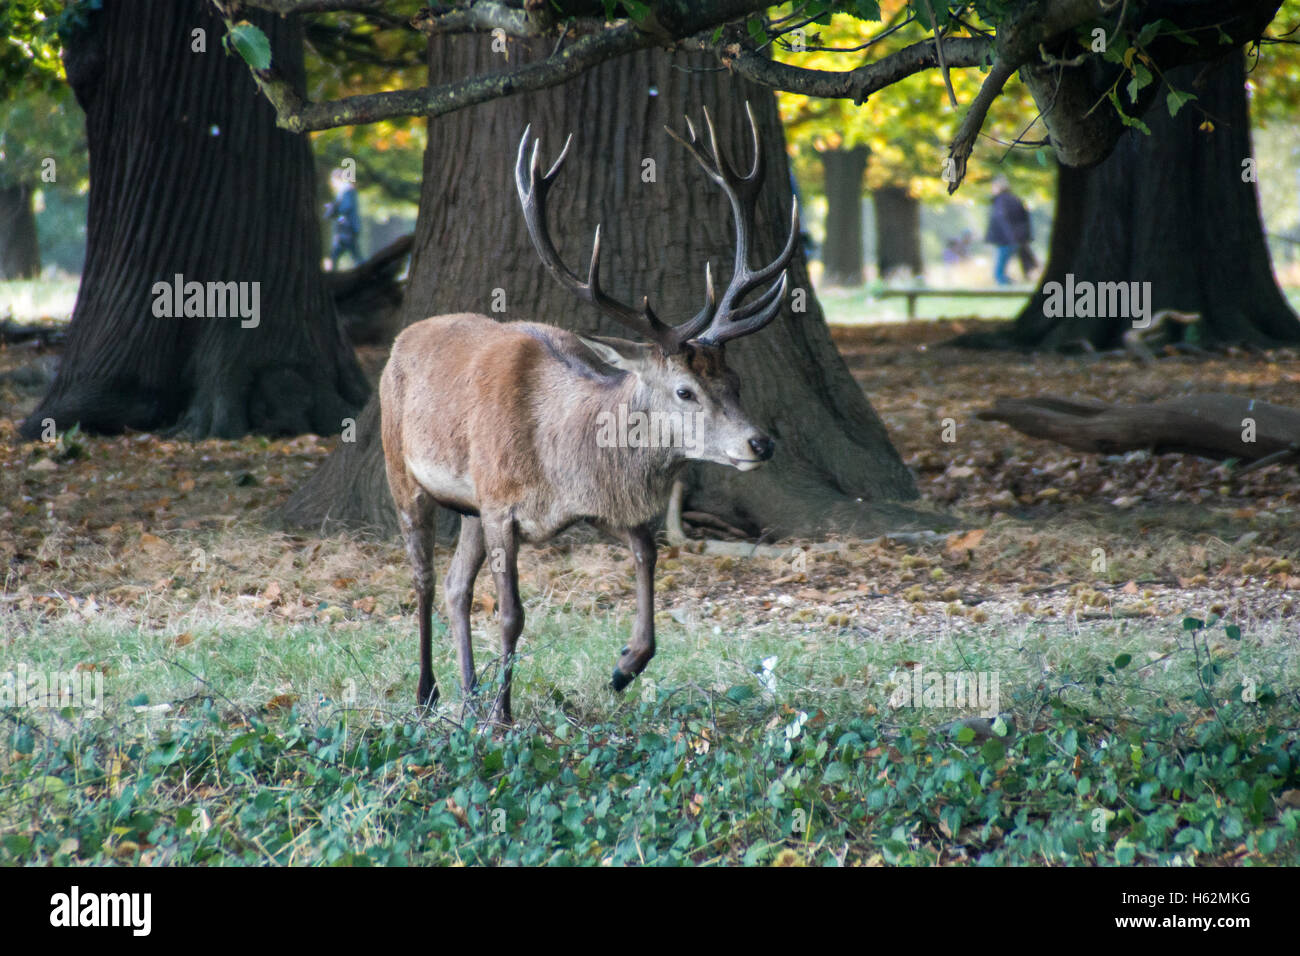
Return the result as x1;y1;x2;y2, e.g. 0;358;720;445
139;533;167;553
445;797;469;827
946;528;987;552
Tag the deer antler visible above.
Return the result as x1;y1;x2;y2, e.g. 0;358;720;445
666;102;800;348
516;126;709;353
515;103;798;354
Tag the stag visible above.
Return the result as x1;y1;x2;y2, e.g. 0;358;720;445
380;103;798;723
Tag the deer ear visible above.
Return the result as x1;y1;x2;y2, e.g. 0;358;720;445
576;334;656;371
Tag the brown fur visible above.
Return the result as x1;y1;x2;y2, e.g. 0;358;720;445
380;312;772;722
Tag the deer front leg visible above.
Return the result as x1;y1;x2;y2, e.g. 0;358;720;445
445;515;486;706
611;523;657;691
482;513;524;725
397;501;439;708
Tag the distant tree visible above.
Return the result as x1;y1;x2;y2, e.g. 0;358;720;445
0;4;85;278
20;0;368;438
958;49;1300;349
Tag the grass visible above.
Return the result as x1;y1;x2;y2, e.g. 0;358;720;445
818;284;1030;325
817;281;1300;326
7;274;1300;328
0;275;80;324
7;594;1299;728
4;590;1299;865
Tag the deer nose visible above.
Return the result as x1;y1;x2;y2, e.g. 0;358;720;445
749;436;775;461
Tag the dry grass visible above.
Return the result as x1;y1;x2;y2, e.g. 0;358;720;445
1;322;1298;729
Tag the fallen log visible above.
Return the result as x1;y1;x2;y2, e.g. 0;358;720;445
974;393;1300;463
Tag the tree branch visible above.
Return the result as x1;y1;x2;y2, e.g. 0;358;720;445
409;2;558;39
243;0;386;12
249;20;654;132
710;35;993;104
945;57;1015;193
232;0;774;132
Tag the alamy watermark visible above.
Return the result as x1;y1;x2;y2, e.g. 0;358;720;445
151;273;260;328
595;403;703;452
1;664;104;716
890;665;1000;715
1041;273;1154;328
50;886;150;936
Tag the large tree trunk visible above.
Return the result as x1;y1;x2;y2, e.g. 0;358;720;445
20;0;367;439
820;146;867;287
283;35;921;540
960;51;1300;351
872;185;922;279
0;185;41;279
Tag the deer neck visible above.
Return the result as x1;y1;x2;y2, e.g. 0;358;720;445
564;373;686;521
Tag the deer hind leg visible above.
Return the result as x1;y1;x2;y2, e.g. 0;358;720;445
612;523;657;692
445;515;486;705
482;513;524;725
397;498;439;708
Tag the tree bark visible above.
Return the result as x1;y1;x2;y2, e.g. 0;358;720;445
872;185;922;279
283;35;921;539
0;185;41;279
21;0;368;439
819;146;867;287
957;51;1300;351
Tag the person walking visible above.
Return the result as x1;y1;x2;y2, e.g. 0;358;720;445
985;175;1032;286
325;168;362;271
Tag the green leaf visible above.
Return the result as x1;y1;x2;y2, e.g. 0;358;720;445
1183;616;1205;631
2;833;32;856
1126;63;1153;103
1114;653;1132;670
1108;89;1152;135
746;18;767;46
853;0;881;20
1114;838;1136;864
725;683;755;704
1166;88;1196;116
227;21;271;71
1225;624;1242;641
822;761;849;785
1134;20;1164;48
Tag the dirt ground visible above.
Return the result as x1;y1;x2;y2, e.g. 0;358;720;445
1;319;1298;643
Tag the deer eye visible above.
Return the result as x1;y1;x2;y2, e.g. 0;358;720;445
676;387;696;402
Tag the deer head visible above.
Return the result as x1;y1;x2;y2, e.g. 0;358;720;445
514;102;799;471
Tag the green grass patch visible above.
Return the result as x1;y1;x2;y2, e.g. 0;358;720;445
2;612;1297;865
0;275;80;322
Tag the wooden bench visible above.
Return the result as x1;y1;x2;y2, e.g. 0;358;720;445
875;287;1029;319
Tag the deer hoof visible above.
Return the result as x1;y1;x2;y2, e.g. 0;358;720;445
417;678;440;709
610;667;635;692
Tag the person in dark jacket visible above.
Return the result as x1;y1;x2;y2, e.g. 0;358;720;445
984;175;1032;285
325;168;362;271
